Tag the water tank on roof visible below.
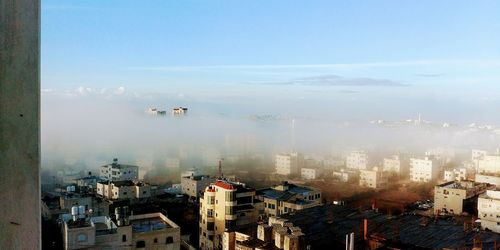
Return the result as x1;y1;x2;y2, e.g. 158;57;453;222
71;206;79;221
78;205;85;219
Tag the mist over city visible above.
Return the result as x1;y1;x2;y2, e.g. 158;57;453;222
31;1;500;249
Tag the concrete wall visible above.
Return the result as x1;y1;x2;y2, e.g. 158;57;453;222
0;0;40;248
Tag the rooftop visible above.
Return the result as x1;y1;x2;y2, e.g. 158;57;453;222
279;204;500;249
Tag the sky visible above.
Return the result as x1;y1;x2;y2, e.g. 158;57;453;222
40;1;500;171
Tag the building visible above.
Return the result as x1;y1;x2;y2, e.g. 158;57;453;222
146;107;167;115
425;147;455;166
222;219;305;250
99;158;139;182
443;168;467;182
172;107;188;116
345;151;368;170
300;167;322;180
256;182;321;217
434;181;492;215
275;153;303;176
383;155;401;173
75;175;103;190
477;155;500;175
478;190;500;233
199;180;261;249
475;174;500;186
472;149;488;168
63;206;180;250
359;168;388;189
332;169;356;182
409;156;440;183
181;175;214;199
96;180;151;200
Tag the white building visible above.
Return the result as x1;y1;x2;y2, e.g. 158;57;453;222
472;149;488;168
383;155;401;173
478;190;500;233
99;158;139;182
332;169;353;182
63;206;180;250
96;180;151;200
275;153;303;176
409;157;440;183
345;151;368;170
359;168;388;189
300;168;322;180
180;175;214;199
146;107;167;115
425;147;455;166
478;155;500;175
172;107;188;116
443;168;467;182
476;174;500;186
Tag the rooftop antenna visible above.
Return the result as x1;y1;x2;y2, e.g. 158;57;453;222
218;158;224;179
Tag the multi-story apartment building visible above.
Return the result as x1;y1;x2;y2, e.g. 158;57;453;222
475;174;500;186
256;182;321;217
409;156;440;183
199;180;261;250
478;190;500;233
383;155;401;173
96;180;151;200
275;153;303;176
181;174;214;199
472;149;488;168
477;155;500;175
443;168;468;182
434;181;491;215
300;167;322;180
172;107;188;116
63;206;180;250
345;151;368;170
99;158;139;182
359;168;388;189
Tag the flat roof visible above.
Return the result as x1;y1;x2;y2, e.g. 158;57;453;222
131;217;172;233
280;204;500;249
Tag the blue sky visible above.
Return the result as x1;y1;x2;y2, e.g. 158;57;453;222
41;1;500;122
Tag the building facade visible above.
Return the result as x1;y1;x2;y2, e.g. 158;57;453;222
478;190;500;233
359;168;388;189
199;180;261;250
181;175;214;199
409;157;440;183
275;153;303;176
300;168;322;180
345;151;368;170
256;182;321;217
434;181;491;215
99;159;139;182
96;181;151;200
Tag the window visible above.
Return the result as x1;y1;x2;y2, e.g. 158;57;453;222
207;209;214;218
225;206;234;215
123;192;127;195
154;238;158;243
207;222;214;230
122;235;127;242
136;240;146;248
165;236;174;244
76;233;87;242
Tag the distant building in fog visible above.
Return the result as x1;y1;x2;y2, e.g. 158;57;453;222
409;156;440;183
383;155;401;173
180;174;214;199
145;107;166;115
99;158;139;182
443;168;467;182
359;167;388;189
478;155;500;175
96;180;151;200
172;107;188;116
301;167;322;180
275;153;303;176
345;151;368;170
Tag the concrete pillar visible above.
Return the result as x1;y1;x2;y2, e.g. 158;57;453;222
0;0;40;249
